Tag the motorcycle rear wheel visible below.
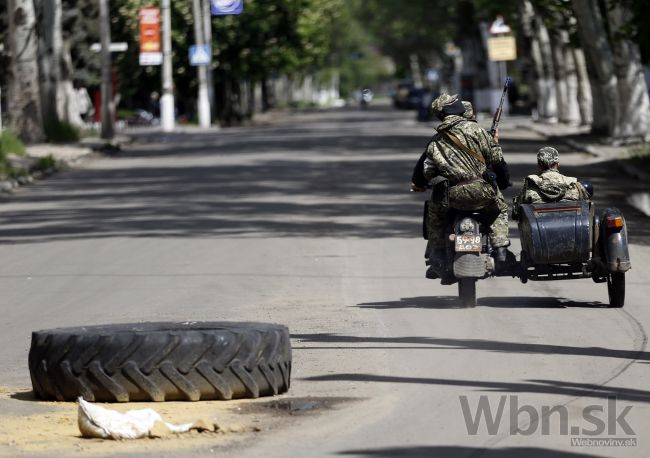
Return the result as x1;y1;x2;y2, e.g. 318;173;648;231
607;272;625;308
458;278;477;307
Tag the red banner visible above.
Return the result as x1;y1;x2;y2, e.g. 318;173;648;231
139;7;160;54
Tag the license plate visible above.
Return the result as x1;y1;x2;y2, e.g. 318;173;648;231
455;234;482;252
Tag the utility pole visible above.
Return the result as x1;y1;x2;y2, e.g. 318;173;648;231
99;0;114;139
202;0;216;122
160;0;175;131
192;0;211;128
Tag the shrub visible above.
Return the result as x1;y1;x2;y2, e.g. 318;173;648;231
627;145;650;159
0;130;26;157
30;155;59;173
44;121;81;143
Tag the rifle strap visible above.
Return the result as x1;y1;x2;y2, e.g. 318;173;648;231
442;131;486;165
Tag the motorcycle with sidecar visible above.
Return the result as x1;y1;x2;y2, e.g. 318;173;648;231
423;196;631;308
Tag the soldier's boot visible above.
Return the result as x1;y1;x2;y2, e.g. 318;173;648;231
495;247;516;273
426;249;446;279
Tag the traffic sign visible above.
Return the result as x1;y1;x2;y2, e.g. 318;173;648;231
211;0;243;15
90;42;128;53
189;45;211;66
487;36;517;61
140;52;163;65
489;15;511;35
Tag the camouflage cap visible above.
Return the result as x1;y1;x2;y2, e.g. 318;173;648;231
462;101;474;120
431;93;459;114
537;146;560;169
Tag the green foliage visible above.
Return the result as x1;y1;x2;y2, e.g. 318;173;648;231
44;121;81;143
0;130;27;157
353;0;458;76
627;145;650;160
30;155;59;173
103;0;347;112
0;130;26;178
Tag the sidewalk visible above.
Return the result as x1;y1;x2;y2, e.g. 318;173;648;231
0;135;129;195
514;116;650;182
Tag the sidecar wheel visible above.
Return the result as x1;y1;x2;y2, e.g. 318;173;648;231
607;272;625;308
459;278;477;308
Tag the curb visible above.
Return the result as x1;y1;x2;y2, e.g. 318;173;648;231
0;144;96;196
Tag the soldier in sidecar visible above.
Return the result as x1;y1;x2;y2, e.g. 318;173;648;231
511;147;631;307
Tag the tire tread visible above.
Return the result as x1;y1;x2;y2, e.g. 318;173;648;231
28;323;291;402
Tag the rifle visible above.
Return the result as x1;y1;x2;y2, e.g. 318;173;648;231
490;76;511;137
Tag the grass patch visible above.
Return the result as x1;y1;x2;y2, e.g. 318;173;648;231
625;145;650;174
627;145;650;160
0;130;26;157
30;155;59;173
0;130;26;178
44;121;81;143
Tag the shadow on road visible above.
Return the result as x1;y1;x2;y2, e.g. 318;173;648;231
337;446;598;457
337;445;593;458
1;109;647;245
302;373;650;403
292;333;649;362
355;296;606;310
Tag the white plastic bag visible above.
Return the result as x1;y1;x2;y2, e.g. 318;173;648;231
77;397;195;440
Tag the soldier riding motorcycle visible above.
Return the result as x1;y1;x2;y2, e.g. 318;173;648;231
412;94;513;304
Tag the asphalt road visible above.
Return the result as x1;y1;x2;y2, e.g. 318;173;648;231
0;107;648;457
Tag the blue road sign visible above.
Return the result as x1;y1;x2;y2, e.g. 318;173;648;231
189;45;211;66
211;0;243;16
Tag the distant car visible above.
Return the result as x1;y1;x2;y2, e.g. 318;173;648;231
416;90;438;122
392;82;414;109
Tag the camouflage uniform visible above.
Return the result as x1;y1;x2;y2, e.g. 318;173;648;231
513;147;590;217
461;101;475;120
424;94;510;250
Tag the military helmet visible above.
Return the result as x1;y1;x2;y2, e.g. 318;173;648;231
537;146;560;169
431;93;464;119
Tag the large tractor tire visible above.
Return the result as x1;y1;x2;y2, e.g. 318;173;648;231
28;322;291;402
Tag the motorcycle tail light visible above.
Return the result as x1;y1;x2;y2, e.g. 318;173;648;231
606;216;624;229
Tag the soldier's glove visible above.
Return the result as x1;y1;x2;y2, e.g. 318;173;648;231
410;182;426;192
492;159;511;190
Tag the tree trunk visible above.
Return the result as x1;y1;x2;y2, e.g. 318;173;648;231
549;24;581;126
572;47;593;126
261;75;271;112
36;0;82;130
60;36;82;126
549;29;569;123
518;1;540;118
571;0;618;136
7;0;44;142
36;0;59;128
604;3;650;142
535;13;557;121
99;0;114;139
563;43;581;125
520;1;557;121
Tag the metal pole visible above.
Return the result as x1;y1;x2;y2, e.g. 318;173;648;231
202;0;216;121
99;0;114;139
160;0;175;132
192;0;210;128
0;84;3;133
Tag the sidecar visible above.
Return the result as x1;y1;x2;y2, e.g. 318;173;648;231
514;200;631;307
